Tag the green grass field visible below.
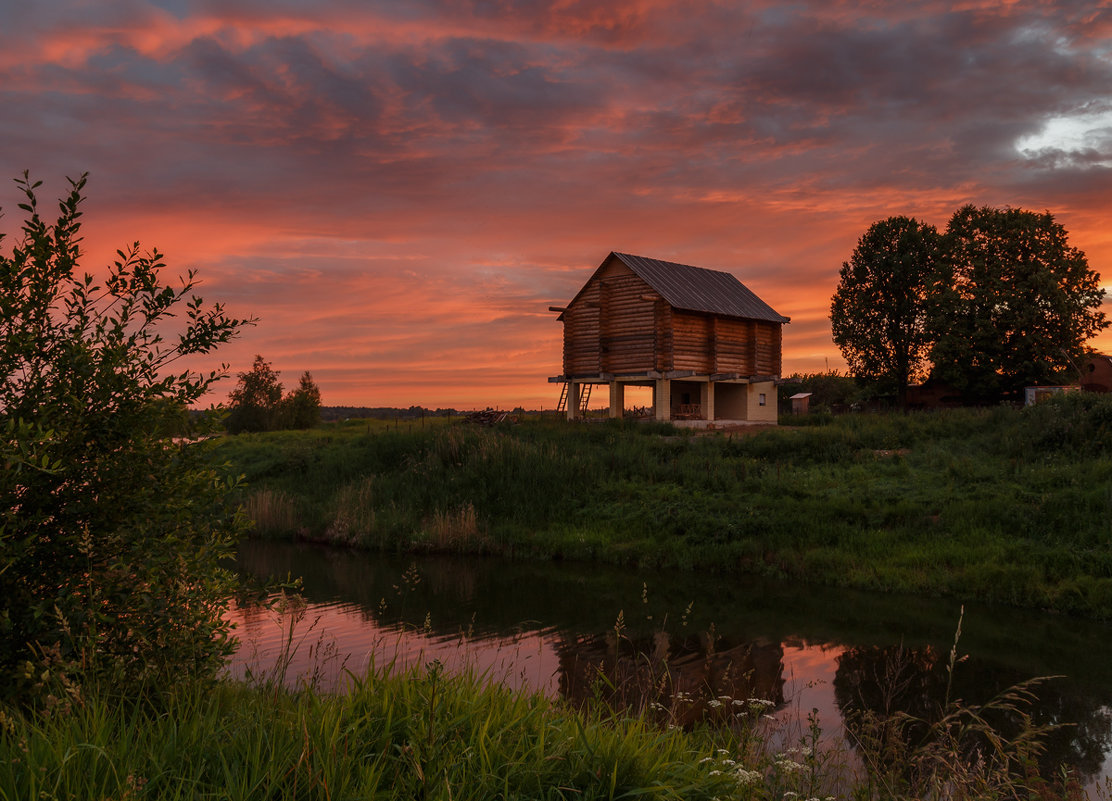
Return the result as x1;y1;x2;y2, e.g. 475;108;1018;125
208;392;1112;618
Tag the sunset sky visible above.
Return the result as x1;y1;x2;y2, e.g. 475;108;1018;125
3;0;1111;409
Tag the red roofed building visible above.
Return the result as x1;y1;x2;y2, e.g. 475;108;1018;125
1081;353;1112;393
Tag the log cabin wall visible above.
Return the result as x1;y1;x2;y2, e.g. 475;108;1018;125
562;279;601;375
750;320;782;376
667;314;782;376
599;270;657;374
670;312;712;373
654;302;672;373
560;253;786;380
711;317;754;374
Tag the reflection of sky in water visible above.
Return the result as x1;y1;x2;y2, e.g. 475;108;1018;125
775;641;847;745
225;598;857;757
226;600;845;705
225;599;1111;799
230;542;1112;798
226;600;565;695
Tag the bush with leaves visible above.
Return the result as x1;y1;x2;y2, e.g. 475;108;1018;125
226;357;322;433
282;370;322;429
0;173;252;699
226;355;283;433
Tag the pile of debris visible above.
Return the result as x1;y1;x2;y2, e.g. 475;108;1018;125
464;408;511;426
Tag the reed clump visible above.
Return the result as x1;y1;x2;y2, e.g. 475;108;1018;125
424;502;483;550
243;488;300;538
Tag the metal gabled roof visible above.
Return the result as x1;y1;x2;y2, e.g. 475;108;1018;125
610;252;789;323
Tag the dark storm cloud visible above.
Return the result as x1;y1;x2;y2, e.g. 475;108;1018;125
12;0;1108;209
389;38;603;134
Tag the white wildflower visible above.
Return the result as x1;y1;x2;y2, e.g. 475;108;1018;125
774;758;807;775
734;768;762;787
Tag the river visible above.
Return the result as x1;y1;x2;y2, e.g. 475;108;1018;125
230;539;1112;793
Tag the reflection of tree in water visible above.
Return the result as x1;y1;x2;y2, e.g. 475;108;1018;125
555;628;785;728
833;644;1112;784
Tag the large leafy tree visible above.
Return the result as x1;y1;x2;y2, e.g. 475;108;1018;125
928;205;1107;401
0;173;251;697
830;216;942;405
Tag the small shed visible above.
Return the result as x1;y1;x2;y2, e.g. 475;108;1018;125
789;392;812;415
549;252;789;423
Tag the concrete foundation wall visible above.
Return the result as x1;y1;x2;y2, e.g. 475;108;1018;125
746;381;777;422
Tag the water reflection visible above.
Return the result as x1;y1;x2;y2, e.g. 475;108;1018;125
555;629;787;729
230;540;1112;789
834;643;1112;783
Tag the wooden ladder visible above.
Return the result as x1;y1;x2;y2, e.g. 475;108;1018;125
556;382;593;416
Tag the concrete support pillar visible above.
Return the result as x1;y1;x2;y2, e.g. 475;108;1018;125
567;381;580;421
700;381;715;421
609;381;624;419
654;378;671;421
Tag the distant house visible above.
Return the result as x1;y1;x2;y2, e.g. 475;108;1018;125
1081;353;1112;393
549;252;789;423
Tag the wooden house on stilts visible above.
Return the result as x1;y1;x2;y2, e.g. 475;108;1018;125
550;252;790;424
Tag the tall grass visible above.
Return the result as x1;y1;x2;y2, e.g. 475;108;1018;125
209;395;1112;618
0;667;753;801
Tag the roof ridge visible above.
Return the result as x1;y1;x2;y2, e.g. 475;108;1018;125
612;251;734;277
609;252;789;324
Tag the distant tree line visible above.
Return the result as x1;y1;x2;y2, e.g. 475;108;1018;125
226;355;322;433
320;405;461;422
830;205;1107;405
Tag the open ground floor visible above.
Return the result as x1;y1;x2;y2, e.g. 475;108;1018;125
549;371;778;425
